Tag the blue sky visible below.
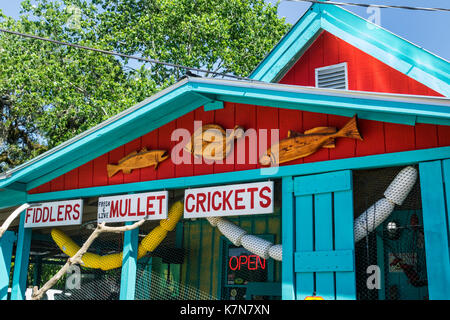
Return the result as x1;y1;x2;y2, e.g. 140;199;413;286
1;0;449;61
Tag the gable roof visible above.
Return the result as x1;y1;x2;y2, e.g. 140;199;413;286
1;76;449;209
249;3;450;97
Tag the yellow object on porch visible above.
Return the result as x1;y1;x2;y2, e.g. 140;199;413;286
51;201;184;271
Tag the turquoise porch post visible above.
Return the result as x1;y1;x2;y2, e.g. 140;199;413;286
10;211;32;300
119;221;139;300
0;231;16;300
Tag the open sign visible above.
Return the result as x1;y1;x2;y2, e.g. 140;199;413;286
228;254;266;271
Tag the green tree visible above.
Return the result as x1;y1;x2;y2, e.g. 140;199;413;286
0;0;289;172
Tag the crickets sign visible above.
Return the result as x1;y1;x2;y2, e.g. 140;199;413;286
183;181;274;219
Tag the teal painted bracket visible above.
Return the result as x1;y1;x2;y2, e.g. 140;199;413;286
119;221;139;300
295;250;354;272
294;170;352;196
0;231;16;300
10;211;32;300
419;160;450;300
203;100;224;112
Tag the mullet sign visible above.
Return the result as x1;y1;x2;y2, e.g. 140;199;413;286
184;181;273;219
98;191;168;223
24;199;83;228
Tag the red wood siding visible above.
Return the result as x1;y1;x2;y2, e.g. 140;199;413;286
29;31;449;194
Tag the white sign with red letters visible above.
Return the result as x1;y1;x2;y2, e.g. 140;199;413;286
97;191;168;223
184;181;274;219
24;199;83;228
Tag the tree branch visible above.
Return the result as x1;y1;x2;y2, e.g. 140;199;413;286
0;203;30;238
31;218;146;300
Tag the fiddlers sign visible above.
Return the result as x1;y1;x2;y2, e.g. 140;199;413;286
24;199;83;228
184;181;274;219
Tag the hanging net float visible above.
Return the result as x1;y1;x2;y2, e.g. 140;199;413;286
208;166;418;262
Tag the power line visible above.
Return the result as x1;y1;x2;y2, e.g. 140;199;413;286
0;28;251;81
285;0;450;12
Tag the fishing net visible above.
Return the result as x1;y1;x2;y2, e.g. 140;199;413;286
353;166;429;300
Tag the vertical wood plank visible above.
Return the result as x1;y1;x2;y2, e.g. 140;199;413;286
214;102;236;174
10;212;32;300
123;137;142;184
418;161;450;299
140;129;159;181
120;221;139;300
93;154;108;187
193;108;215;176
0;231;15;300
108;145;125;185
334;188;356;300
314;192;335;300
295;193;314;300
157;122;176;180
174;111;195;178
235;104;257;171
78;161;93;188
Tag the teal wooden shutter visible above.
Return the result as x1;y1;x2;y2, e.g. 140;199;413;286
293;170;356;300
0;231;16;300
418;160;450;300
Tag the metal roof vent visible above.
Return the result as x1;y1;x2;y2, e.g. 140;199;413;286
315;62;348;90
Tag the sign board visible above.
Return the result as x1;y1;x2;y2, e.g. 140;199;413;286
24;199;83;228
97;191;168;223
184;181;273;219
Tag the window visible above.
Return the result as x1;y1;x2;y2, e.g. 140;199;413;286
315;62;348;89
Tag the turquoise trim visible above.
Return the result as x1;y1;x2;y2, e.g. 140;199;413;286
203;100;224;111
119;221;139;300
10;211;32;300
293;170;352;195
294;250;354;272
281;176;295;300
0;231;16;300
249;4;450;97
22;146;450;206
419;160;450;300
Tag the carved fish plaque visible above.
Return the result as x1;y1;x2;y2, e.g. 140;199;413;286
184;124;244;161
107;147;169;178
259;115;363;166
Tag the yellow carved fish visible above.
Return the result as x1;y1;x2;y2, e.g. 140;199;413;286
259;115;363;166
107;147;169;178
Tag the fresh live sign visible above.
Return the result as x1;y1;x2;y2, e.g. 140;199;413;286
24;199;83;228
97;191;168;223
184;181;273;219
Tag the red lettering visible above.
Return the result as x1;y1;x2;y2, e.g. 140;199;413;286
42;207;49;222
234;188;245;210
128;199;136;216
259;186;272;208
229;256;239;271
49;207;56;222
57;206;63;221
72;204;80;220
248;255;258;270
156;195;165;215
119;199;127;217
137;198;145;216
65;205;73;221
239;255;248;268
212;191;222;211
258;256;266;270
110;200;119;218
196;193;206;213
185;194;195;213
35;208;42;223
222;190;233;211
25;208;32;223
247;187;258;209
146;196;155;215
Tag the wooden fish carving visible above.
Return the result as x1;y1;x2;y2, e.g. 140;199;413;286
184;124;244;161
107;147;169;178
259;115;363;166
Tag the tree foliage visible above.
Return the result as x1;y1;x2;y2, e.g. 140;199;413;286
0;0;289;172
